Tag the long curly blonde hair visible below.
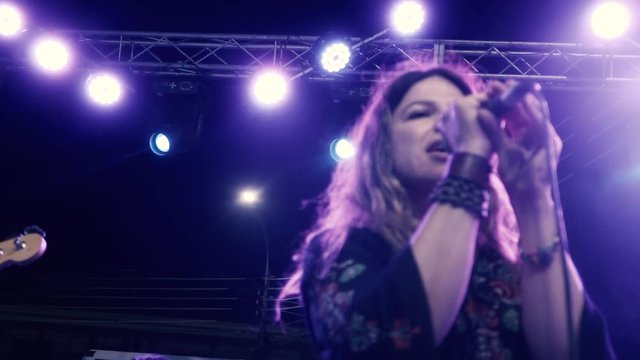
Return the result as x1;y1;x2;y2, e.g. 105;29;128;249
276;60;519;320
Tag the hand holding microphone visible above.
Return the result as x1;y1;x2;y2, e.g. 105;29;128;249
481;80;564;198
478;80;544;153
438;79;551;164
485;81;540;118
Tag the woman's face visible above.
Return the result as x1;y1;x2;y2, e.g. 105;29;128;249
389;75;465;194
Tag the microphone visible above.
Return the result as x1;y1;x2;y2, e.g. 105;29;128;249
484;81;540;118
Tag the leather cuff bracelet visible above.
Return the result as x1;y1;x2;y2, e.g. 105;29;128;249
447;152;492;187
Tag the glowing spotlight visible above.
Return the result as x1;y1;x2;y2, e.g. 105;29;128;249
391;1;426;35
149;132;171;156
0;3;23;37
86;73;123;106
251;69;289;106
320;42;351;73
31;37;71;73
237;188;261;206
591;1;632;39
330;138;356;162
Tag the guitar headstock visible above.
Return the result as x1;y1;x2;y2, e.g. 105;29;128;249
0;228;47;270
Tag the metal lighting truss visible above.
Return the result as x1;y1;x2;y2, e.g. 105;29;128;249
3;29;640;88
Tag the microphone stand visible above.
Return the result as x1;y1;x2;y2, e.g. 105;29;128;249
534;90;578;360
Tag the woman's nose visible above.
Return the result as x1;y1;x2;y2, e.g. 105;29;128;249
435;108;452;131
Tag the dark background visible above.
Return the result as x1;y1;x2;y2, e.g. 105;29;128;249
1;0;640;358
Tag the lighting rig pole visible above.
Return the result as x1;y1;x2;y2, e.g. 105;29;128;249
253;208;271;359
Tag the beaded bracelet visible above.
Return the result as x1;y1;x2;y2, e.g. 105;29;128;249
427;176;490;218
426;153;492;218
519;238;561;270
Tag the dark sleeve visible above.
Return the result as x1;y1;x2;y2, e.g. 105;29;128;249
301;229;436;359
578;293;617;359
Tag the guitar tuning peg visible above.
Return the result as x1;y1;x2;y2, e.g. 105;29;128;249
14;238;26;250
24;226;46;238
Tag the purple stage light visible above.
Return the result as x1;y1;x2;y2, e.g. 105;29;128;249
85;73;123;106
320;42;351;73
31;37;71;73
591;1;632;39
0;3;23;37
251;69;289;106
390;1;426;36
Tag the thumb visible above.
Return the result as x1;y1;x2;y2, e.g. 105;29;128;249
477;108;505;152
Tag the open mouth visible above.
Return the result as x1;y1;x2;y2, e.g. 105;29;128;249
426;139;450;153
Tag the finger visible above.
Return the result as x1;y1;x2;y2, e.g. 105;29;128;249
477;107;498;124
477;108;504;150
485;80;507;98
512;102;531;125
503;103;529;140
470;92;490;104
546;122;563;157
522;94;544;122
497;136;530;184
505;79;518;87
513;95;547;150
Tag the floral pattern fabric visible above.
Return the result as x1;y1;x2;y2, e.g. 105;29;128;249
439;245;528;359
300;228;616;359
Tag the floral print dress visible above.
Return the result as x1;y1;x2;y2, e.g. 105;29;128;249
300;228;615;359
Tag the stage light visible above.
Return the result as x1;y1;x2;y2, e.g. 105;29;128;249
330;138;356;162
147;94;203;157
85;73;123;106
237;188;261;206
390;1;426;36
149;132;171;156
591;1;632;39
251;69;289;106
31;37;70;73
320;42;351;73
0;3;23;37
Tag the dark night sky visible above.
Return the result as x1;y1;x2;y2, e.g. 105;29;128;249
1;0;640;357
17;0;623;41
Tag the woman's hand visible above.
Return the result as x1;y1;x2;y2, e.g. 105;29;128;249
437;92;504;159
487;81;563;202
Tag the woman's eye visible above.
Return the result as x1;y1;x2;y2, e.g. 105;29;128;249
407;111;433;119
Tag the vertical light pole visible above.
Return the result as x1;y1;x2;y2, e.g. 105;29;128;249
237;187;271;359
